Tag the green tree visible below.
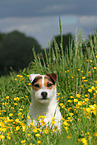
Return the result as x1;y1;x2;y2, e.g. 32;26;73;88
0;31;42;75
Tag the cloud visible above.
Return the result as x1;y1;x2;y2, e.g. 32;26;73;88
0;15;97;48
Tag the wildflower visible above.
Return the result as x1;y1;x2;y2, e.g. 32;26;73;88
37;140;41;144
28;83;31;86
63;121;69;126
94;132;97;137
27;116;30;119
44;128;49;134
22;125;26;131
59;103;63;106
76;94;80;98
51;120;55;125
68;100;72;103
18;112;22;115
84;80;88;82
81;138;87;145
14;97;20;101
53;127;57;132
90;60;93;62
7;135;11;140
78;101;82;106
57;93;61;96
30;122;34;126
27;75;29;77
82;76;86;79
62;105;65;108
78;69;80;71
88;89;92;93
6;96;9;99
33;127;37;133
9;113;13;117
74;99;78;102
40;119;45;126
14;78;17;81
70;96;73;98
21;140;26;143
35;134;41;138
0;135;5;139
16;126;20;131
67;134;72;139
91;86;95;91
14;103;18;105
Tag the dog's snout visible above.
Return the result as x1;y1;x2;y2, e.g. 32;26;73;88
41;92;47;99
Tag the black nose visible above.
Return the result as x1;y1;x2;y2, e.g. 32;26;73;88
41;92;47;99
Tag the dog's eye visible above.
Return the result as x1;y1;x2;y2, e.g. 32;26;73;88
34;84;40;88
47;83;53;87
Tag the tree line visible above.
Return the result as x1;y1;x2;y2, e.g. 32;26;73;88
0;30;96;76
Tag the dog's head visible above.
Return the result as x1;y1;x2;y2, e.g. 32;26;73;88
29;73;58;103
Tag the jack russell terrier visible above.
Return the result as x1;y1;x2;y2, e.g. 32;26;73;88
27;73;62;130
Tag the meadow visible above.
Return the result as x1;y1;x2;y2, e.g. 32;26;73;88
0;20;97;145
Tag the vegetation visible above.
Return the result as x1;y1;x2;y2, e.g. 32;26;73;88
0;30;41;75
0;19;97;145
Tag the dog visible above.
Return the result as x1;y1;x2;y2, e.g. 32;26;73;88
27;73;62;130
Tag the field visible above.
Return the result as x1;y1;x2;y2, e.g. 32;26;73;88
0;21;97;145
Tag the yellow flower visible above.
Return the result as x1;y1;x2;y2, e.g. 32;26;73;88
30;122;34;126
63;121;69;126
0;135;5;139
16;126;20;131
6;96;9;99
78;101;82;106
40;119;45;126
14;103;18;105
84;80;88;82
74;99;78;102
88;89;92;93
57;93;61;96
51;120;55;125
60;103;63;106
21;140;26;143
91;86;95;91
76;94;80;98
37;140;41;144
44;128;49;134
33;127;37;133
68;100;72;103
9;113;13;117
53;127;57;132
14;78;17;81
81;138;87;145
94;132;97;137
35;134;41;138
27;116;30;119
82;77;86;79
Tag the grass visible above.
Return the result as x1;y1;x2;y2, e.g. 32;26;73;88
0;19;97;145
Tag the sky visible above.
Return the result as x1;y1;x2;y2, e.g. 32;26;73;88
0;0;97;48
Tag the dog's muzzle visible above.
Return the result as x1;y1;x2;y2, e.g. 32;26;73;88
41;92;47;100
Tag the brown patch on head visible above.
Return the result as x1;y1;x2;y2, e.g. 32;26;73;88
46;73;58;83
31;76;42;91
44;74;57;89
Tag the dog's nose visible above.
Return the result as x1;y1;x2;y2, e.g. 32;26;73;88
41;92;47;99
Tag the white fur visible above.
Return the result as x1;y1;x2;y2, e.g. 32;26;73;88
27;74;62;130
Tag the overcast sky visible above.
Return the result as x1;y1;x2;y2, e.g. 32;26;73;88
0;0;97;48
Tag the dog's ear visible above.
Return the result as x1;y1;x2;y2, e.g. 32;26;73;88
29;74;40;83
46;73;58;83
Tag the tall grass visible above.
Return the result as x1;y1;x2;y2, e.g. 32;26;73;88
0;18;97;145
